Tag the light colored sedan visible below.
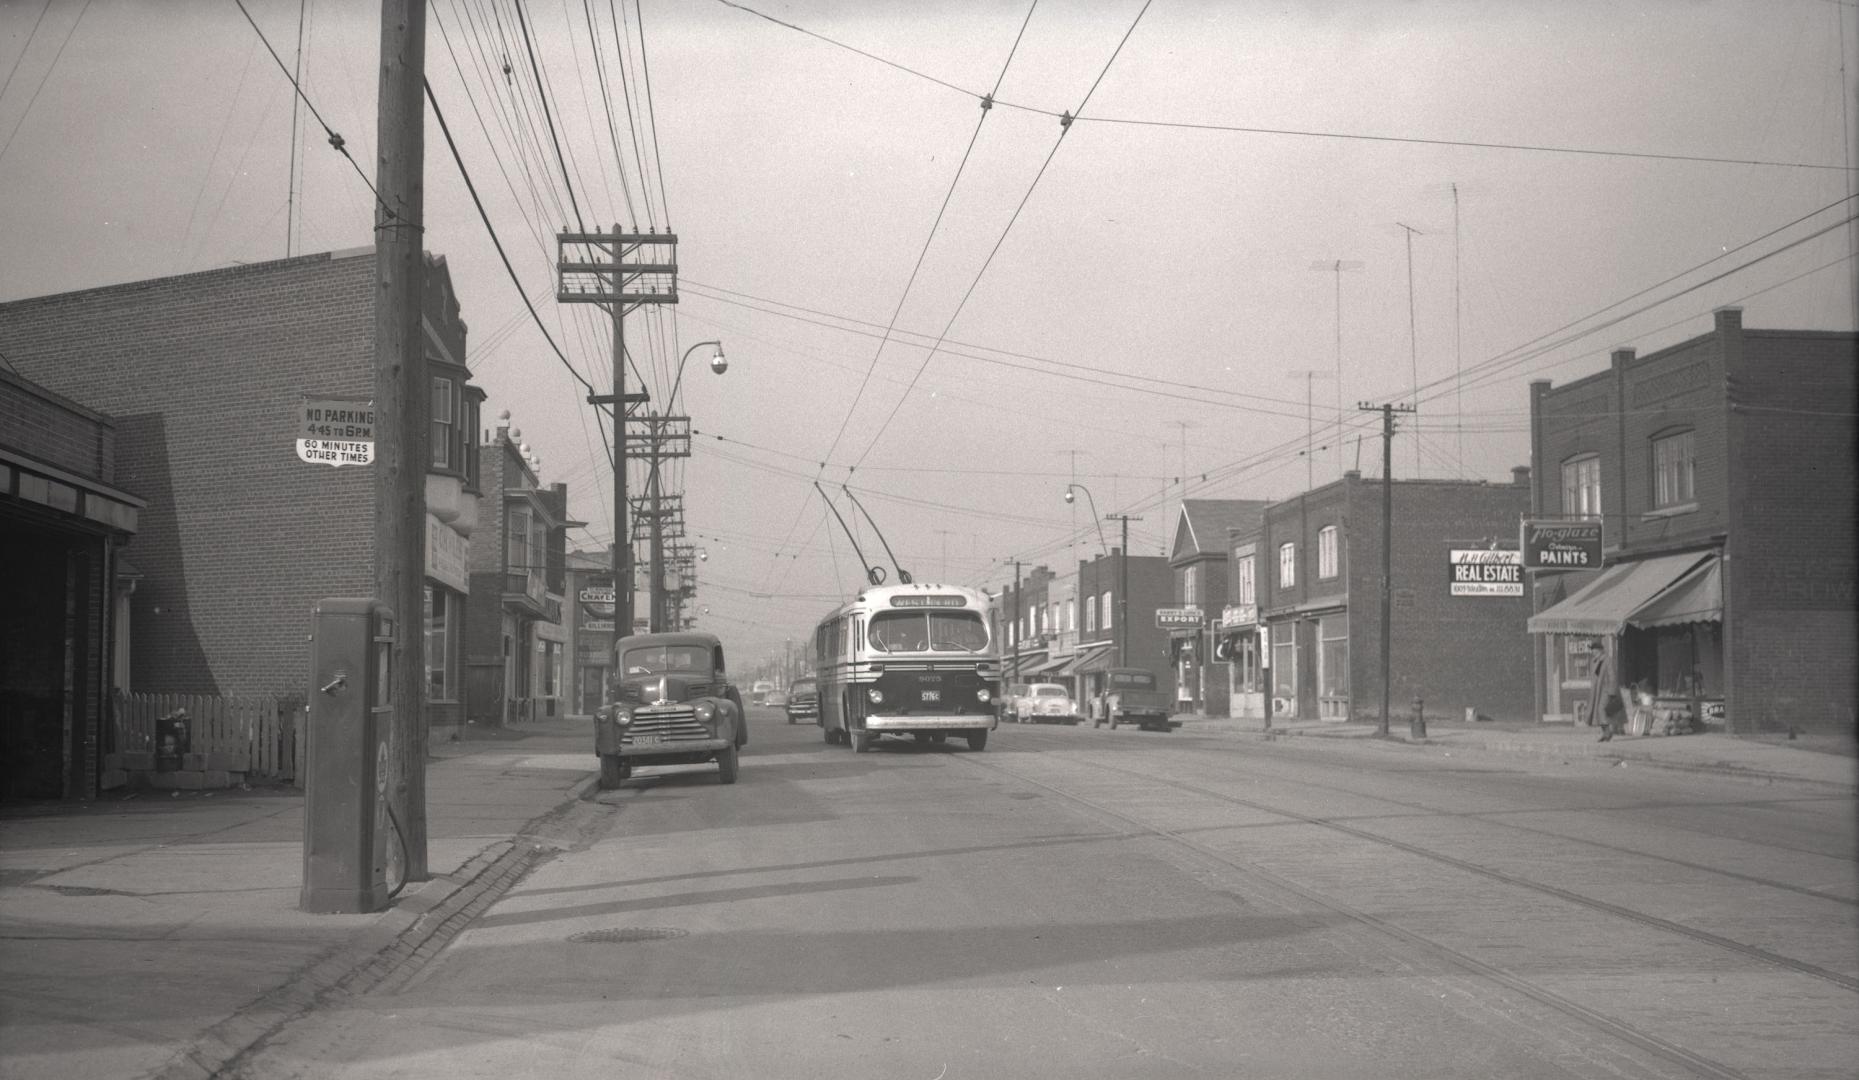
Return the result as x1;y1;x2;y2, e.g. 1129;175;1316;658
1015;683;1080;724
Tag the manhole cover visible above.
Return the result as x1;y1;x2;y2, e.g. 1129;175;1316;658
567;927;690;944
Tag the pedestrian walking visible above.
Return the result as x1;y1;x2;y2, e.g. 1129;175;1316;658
1588;640;1622;742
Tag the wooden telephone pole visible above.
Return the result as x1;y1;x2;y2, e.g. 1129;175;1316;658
374;0;429;881
1106;514;1142;666
1359;401;1415;737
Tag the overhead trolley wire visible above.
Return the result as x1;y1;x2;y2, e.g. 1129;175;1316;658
711;0;1853;174
849;0;1155;472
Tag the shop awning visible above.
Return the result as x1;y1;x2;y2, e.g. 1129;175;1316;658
1526;552;1713;636
1628;556;1722;629
1059;641;1114;676
1003;652;1047;678
1026;653;1072;676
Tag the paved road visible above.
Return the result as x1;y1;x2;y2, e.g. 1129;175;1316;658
233;710;1858;1080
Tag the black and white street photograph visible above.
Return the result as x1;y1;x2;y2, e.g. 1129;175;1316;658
1;1;1855;1077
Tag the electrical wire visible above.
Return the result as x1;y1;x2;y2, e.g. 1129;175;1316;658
0;0;90;165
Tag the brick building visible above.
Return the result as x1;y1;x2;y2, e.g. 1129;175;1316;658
1526;308;1856;735
465;413;571;725
1167;499;1269;716
1073;548;1175;701
1252;469;1535;724
0;248;484;744
1;370;142;799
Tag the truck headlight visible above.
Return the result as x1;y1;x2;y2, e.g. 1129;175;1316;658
975;688;991;703
867;688;885;704
605;705;634;729
694;701;717;722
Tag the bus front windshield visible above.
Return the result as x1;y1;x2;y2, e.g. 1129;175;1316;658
867;610;989;654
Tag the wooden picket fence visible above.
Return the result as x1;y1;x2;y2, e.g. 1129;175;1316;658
112;691;307;782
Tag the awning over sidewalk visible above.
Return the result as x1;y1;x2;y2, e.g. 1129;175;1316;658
1628;556;1722;629
1025;653;1072;676
1003;652;1047;678
1060;640;1114;675
1526;551;1714;636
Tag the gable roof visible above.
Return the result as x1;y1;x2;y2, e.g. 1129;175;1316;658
1171;499;1270;563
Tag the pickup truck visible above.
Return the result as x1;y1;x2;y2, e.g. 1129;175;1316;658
1089;667;1174;731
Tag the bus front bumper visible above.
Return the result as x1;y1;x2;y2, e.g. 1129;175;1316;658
862;713;997;733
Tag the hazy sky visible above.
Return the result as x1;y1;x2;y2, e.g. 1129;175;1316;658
2;0;1854;662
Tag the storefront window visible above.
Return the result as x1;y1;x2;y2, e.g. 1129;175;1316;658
424;586;458;701
1271;628;1296;710
1230;633;1260;693
1319;615;1348;699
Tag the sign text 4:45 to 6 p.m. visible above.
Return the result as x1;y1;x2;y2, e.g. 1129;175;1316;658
296;397;376;468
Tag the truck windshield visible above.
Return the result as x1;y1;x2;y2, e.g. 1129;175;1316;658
1035;687;1068;697
867;610;989;653
621;645;711;676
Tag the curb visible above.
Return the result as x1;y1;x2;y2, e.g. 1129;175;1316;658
149;773;601;1080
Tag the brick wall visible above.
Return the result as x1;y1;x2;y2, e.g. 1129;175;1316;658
0;253;379;697
1726;327;1858;732
0;370;117;482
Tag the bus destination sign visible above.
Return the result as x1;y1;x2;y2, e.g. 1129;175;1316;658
892;595;967;608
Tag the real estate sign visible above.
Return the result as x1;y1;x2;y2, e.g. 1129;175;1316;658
1449;549;1524;597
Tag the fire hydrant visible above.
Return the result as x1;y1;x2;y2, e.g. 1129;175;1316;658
1410;695;1427;740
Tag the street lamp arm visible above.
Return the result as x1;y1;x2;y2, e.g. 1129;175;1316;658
1065;483;1111;556
668;340;724;414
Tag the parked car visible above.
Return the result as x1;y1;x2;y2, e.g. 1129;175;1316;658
595;632;747;787
1000;682;1033;721
1015;682;1081;724
785;676;819;725
1090;667;1173;731
765;689;789;709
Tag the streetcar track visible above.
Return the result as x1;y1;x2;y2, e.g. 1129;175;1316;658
959;751;1753;1080
1110;749;1859;908
1051;752;1859;993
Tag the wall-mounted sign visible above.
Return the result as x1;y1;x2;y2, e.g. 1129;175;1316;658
425;514;470;592
1450;549;1524;596
1521;520;1604;570
1155;606;1204;628
1219;604;1257;629
296;397;375;467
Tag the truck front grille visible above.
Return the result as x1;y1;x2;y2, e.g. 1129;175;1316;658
623;707;712;743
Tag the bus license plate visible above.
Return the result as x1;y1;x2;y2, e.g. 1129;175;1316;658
921;690;941;703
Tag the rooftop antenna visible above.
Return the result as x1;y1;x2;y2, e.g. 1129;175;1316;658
1310;258;1363;481
812;481;884;586
1394;222;1425;479
842;484;913;584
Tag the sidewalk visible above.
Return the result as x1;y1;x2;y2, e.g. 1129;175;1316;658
1174;712;1859;791
0;714;599;1080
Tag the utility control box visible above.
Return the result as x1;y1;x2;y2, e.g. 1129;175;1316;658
300;598;396;914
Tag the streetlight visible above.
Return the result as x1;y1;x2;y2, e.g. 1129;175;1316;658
667;340;725;413
1062;483;1110;556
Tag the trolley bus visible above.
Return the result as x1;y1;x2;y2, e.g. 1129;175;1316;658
814;583;1000;752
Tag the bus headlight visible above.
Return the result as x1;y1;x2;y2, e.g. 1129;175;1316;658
867;688;885;705
975;688;991;703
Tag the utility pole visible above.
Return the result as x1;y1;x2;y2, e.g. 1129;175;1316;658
374;0;429;882
1011;560;1022;686
1106;514;1141;667
557;228;679;640
1359;401;1415;737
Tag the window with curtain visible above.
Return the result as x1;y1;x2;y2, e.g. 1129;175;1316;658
430;376;455;469
1066;598;1076;632
1101;590;1113;629
1182;564;1199;605
1562;454;1601;519
1318;526;1339;580
1085;595;1097;632
1279;542;1297;588
1236;555;1255;605
1652;429;1696;507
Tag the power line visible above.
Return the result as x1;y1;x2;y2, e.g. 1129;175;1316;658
710;0;1853;174
0;0;91;165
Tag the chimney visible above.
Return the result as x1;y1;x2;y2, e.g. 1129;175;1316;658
1611;346;1636;369
1343;469;1361;481
1714;305;1743;334
1511;465;1531;487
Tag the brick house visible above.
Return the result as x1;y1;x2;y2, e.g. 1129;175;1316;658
0;248;485;746
1167;499;1269;716
465;413;571;725
1253;470;1535;724
1072;548;1175;702
1;370;142;799
1526;308;1856;735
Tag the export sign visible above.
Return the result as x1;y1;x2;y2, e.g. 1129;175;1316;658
1449;549;1523;597
1155;606;1205;628
1521;519;1604;570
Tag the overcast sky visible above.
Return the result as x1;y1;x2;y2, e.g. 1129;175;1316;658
2;0;1854;664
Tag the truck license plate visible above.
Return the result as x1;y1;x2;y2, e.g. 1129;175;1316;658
921;690;941;703
632;735;663;746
